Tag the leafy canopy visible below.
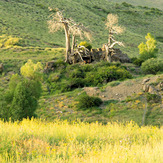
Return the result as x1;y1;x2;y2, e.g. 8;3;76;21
20;59;43;80
138;33;158;61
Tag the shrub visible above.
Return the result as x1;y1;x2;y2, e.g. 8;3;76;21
122;2;133;8
138;33;158;61
131;57;144;66
69;69;85;78
4;60;43;121
146;93;161;103
78;41;92;51
141;58;163;74
85;66;132;85
20;59;43;80
5;78;42;121
0;92;9;121
77;94;103;110
48;73;60;82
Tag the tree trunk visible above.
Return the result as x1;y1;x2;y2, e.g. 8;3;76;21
108;29;112;46
105;44;111;63
64;24;71;63
71;34;76;53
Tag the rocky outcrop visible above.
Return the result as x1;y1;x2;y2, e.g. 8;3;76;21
110;49;131;63
91;48;131;63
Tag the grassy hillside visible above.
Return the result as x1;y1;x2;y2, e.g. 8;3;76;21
0;119;162;162
111;0;163;10
0;0;163;57
0;0;162;126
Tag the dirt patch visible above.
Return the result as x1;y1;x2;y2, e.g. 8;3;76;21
84;75;163;101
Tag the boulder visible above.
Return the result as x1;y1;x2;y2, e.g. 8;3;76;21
111;49;131;63
148;85;159;94
143;84;150;92
142;78;150;85
157;82;163;91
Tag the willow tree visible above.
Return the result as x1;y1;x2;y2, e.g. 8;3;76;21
105;14;125;62
47;8;73;63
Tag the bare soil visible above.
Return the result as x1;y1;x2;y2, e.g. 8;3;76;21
84;74;163;101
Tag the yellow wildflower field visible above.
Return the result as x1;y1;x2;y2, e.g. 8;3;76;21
0;119;162;163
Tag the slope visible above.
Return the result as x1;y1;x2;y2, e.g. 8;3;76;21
0;0;163;57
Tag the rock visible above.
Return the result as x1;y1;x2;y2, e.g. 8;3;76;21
142;78;150;85
148;85;159;94
158;82;163;89
143;84;150;92
111;49;131;63
0;63;4;73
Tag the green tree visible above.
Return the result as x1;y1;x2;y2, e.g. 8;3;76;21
9;79;41;121
20;59;43;80
3;60;43;121
138;33;158;61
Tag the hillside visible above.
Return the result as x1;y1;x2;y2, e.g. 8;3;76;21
0;0;163;58
0;0;163;126
111;0;163;10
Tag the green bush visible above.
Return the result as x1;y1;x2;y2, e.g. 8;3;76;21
131;57;144;66
122;2;133;8
141;58;163;74
85;66;132;86
48;63;132;93
78;41;92;51
77;94;103;110
5;78;42;121
3;59;43;121
138;33;158;61
146;93;161;103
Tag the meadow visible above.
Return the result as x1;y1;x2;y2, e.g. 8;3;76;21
0;118;162;163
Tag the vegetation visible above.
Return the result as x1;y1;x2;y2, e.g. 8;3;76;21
0;119;162;162
0;0;163;57
138;33;158;61
0;35;21;48
1;60;43;121
141;58;163;74
47;63;132;93
131;57;144;66
0;1;163;161
47;8;91;63
78;41;92;51
105;14;124;62
77;94;103;110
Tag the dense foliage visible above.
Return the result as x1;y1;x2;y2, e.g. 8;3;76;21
47;62;132;93
141;58;163;74
77;94;103;110
138;33;158;61
0;60;43;121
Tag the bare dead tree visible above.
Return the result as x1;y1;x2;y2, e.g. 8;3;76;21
47;8;92;64
47;8;73;63
69;22;92;53
105;14;125;62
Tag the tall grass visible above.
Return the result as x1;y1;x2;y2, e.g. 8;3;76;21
0;118;162;162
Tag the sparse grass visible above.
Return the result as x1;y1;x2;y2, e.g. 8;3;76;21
0;119;162;162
